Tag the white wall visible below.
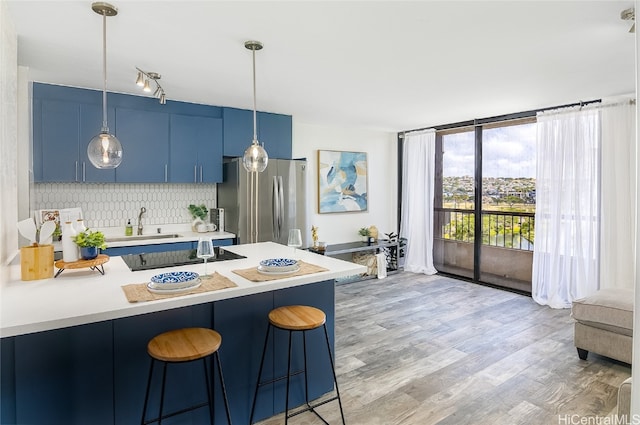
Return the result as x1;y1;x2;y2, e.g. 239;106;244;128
292;121;397;246
0;1;18;271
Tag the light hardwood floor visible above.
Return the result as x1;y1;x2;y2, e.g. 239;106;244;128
257;272;631;425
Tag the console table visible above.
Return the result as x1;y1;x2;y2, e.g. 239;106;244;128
308;240;400;281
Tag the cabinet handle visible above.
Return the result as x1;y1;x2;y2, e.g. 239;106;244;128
164;164;168;182
200;166;203;183
75;161;78;182
82;162;86;182
194;165;197;183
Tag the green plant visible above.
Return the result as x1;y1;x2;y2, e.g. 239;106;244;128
358;227;370;237
188;204;208;220
73;229;107;250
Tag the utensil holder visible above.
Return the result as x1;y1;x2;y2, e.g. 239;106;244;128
20;244;54;281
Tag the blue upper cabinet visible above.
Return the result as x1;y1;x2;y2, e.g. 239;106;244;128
34;84;106;182
39;99;80;182
222;107;292;159
258;112;292;160
169;115;223;183
33;83;288;183
114;108;169;183
222;107;252;157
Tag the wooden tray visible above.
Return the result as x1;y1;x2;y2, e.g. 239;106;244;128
54;254;109;278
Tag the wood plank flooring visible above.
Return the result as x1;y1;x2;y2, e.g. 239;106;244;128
256;272;631;425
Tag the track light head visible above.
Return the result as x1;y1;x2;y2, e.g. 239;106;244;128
135;67;167;104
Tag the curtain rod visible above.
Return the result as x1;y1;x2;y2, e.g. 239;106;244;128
537;98;635;117
399;98;604;138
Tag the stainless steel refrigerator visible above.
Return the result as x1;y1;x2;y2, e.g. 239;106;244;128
217;157;307;246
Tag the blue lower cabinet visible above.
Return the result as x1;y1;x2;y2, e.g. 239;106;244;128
213;292;275;424
113;304;213;425
0;280;335;424
213;238;233;247
102;241;195;257
102;239;232;257
273;282;336;410
13;322;114;425
0;338;16;424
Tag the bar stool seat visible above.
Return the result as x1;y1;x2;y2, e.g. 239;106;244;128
250;305;346;424
269;305;326;331
141;327;232;425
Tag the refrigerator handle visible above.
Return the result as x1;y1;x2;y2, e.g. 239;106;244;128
272;176;280;239
278;176;284;237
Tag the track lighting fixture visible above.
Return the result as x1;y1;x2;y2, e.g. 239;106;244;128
135;67;167;104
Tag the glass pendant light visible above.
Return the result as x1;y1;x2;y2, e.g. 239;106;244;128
87;2;123;169
242;41;268;173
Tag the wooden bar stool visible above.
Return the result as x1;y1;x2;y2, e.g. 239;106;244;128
141;327;232;425
249;305;346;424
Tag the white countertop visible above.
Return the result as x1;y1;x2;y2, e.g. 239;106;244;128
1;242;366;338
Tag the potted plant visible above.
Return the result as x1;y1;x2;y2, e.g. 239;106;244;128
358;227;370;242
188;204;209;232
73;229;107;260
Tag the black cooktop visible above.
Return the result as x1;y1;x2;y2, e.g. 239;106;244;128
121;247;246;271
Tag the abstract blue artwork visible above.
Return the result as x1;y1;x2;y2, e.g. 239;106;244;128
318;150;368;213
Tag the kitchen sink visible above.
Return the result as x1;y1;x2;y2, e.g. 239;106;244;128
106;234;182;243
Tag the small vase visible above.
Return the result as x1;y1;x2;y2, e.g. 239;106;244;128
80;246;98;260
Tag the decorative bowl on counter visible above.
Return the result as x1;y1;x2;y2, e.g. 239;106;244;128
259;258;298;272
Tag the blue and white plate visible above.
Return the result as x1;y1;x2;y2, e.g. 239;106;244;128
147;279;202;294
150;271;199;289
259;258;298;272
257;265;300;276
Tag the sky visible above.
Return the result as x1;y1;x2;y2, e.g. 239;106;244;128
442;123;536;178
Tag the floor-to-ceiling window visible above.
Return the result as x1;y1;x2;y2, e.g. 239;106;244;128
433;118;537;293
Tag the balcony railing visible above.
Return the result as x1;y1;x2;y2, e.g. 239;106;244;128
435;208;535;251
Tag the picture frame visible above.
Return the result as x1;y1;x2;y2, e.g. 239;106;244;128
317;150;368;214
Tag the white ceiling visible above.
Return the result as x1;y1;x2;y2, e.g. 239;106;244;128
5;0;636;132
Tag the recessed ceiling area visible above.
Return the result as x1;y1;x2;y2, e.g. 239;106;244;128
5;1;635;132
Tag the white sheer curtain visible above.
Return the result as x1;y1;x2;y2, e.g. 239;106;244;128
600;102;636;290
400;129;437;275
532;107;600;308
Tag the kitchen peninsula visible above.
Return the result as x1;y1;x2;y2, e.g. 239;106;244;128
1;242;366;425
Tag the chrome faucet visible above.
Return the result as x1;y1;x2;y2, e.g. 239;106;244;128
137;207;146;235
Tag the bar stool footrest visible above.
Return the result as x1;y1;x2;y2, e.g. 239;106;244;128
143;401;210;425
255;369;305;387
287;395;340;424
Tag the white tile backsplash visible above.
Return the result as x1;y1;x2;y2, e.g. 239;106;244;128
34;183;216;229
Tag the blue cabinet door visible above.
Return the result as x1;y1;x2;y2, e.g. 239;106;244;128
80;103;117;182
12;321;114;425
40;100;80;182
222;108;292;159
170;115;223;183
113;304;213;425
222;107;253;157
115;108;169;183
258;112;292;160
198;118;223;183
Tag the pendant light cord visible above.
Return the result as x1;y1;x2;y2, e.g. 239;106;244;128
252;47;258;144
101;12;108;132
